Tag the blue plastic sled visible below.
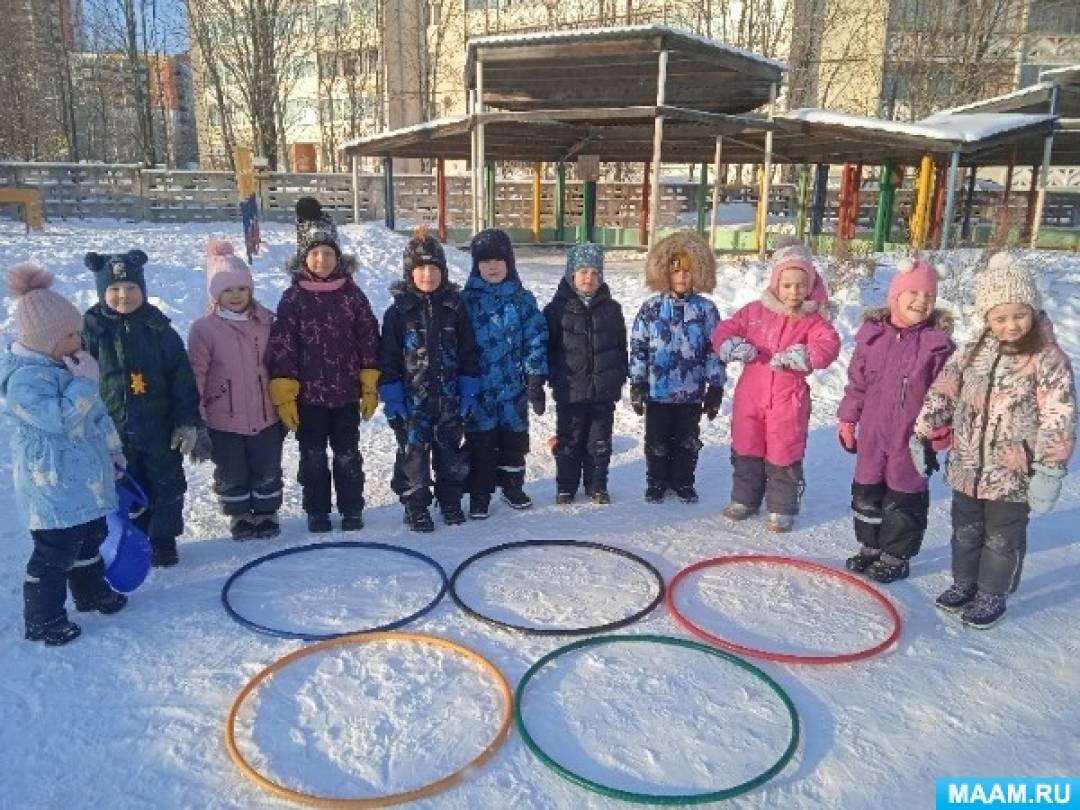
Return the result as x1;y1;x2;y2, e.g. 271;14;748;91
101;471;152;593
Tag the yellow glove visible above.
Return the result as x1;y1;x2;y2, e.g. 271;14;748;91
359;368;380;422
269;378;301;432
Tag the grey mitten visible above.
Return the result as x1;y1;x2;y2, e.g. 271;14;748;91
170;424;198;455
1028;464;1066;515
717;337;758;364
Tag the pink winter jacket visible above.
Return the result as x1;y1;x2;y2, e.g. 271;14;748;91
712;291;841;466
188;304;278;435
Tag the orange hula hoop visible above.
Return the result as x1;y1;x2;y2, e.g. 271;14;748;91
224;631;513;808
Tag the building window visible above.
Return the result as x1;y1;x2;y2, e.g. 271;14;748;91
1027;0;1080;34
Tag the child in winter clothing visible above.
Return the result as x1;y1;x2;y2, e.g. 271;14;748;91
188;240;284;541
712;237;840;532
379;227;480;532
913;253;1076;628
267;197;381;534
82;250;206;567
837;259;955;582
629;231;726;504
460;228;548;518
1;265;128;645
544;243;627;504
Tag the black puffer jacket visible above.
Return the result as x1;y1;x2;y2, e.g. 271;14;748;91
544;278;627;404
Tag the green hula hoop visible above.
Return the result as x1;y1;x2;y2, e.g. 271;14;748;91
514;634;800;804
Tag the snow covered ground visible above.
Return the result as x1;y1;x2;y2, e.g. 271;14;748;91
1;219;1078;809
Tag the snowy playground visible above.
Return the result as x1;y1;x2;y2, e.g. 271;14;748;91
0;218;1078;809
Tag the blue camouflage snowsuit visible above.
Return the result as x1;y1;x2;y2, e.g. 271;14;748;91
629;292;726;490
460;231;548;500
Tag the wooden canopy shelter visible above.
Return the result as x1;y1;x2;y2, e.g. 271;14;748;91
341;29;1077;252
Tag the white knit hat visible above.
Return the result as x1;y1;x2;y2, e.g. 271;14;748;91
7;264;83;356
974;252;1041;321
205;239;253;302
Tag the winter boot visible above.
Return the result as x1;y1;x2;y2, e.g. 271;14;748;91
675;485;699;504
230;514;257;541
307;513;332;534
150;536;179;568
469;494;490;520
844;546;881;573
341;513;365;532
765;513;794;533
556;492;574;506
254;513;281;539
644;484;666;503
501;486;533;510
961;591;1008;629
74;589;127;615
25;616;81;646
723;502;758;521
440;502;466;526
404;506;435;533
866;553;910;584
935;582;978;613
590;490;611;505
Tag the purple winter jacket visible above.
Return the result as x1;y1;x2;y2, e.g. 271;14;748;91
267;255;380;408
837;307;955;493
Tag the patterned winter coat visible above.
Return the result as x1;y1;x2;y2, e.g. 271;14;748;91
711;291;840;466
0;344;123;530
267;255;380;408
83;302;202;450
544;279;627;405
629;292;725;404
838;308;955;492
379;281;479;415
914;315;1076;503
461;272;548;432
188;304;278;435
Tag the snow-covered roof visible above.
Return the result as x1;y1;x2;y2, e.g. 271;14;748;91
783;108;1055;145
938;83;1054;116
466;24;787;72
1040;64;1080;84
339;115;469;152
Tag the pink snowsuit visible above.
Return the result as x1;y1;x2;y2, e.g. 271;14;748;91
712;282;840;467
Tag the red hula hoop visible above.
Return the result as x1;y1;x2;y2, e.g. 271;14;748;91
666;555;903;665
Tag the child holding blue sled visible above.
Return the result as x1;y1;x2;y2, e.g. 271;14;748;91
0;265;128;645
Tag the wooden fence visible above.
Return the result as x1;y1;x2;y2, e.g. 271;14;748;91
0;162;1076;232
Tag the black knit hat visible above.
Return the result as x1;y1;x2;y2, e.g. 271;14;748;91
469;228;517;279
295;196;340;258
85;250;148;301
403;226;447;288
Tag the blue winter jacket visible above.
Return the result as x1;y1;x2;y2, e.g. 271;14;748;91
629;293;726;403
461;273;548;432
0;344;123;530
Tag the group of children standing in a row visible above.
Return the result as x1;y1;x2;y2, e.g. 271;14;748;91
3;196;1074;644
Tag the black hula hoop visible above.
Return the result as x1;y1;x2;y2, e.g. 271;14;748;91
448;540;665;636
221;541;448;641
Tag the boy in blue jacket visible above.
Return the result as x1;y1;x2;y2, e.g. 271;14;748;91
1;265;127;645
460;229;548;518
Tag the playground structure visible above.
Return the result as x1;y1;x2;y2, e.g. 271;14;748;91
342;25;1080;254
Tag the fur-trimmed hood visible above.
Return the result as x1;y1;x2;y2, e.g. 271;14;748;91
644;231;716;293
284;252;358;278
760;288;837;321
860;306;954;335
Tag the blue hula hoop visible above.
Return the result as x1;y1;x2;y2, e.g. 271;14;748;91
221;541;449;641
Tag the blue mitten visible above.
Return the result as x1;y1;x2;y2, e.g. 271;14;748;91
457;375;480;419
379;381;408;422
771;344;812;373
